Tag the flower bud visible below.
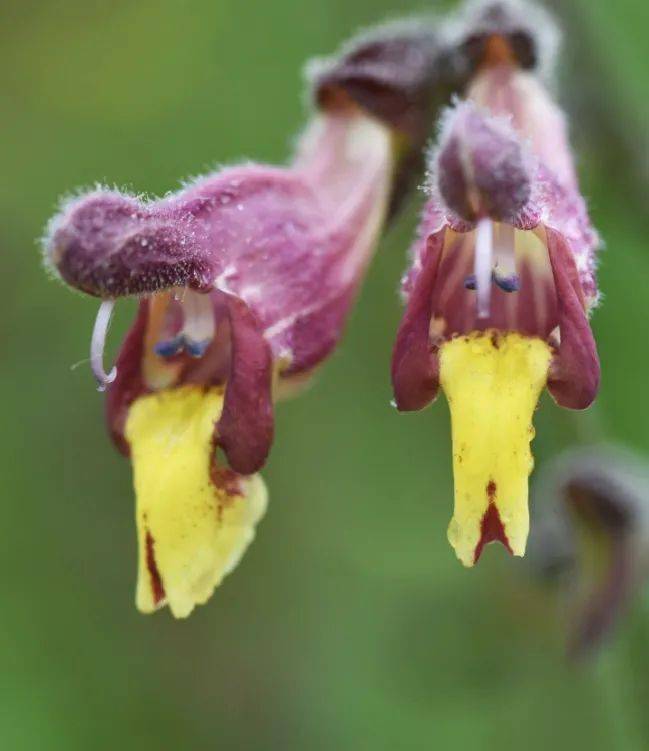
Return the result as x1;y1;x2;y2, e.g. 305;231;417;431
529;447;649;659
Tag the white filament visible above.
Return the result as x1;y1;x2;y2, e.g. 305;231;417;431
90;299;117;391
474;218;493;319
180;291;215;346
494;223;517;281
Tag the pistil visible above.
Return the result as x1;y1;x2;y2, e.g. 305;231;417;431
90;299;117;391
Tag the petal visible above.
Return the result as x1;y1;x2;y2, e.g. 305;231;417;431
233;112;393;375
125;386;267;618
44;166;323;300
278;285;356;376
463;65;601;304
391;231;444;411
45;191;215;297
546;227;600;410
466;66;576;192
312;20;442;138
216;295;274;476
439;332;551;566
106;300;149;455
433;101;541;228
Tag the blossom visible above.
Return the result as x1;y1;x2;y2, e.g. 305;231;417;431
391;2;601;566
46;113;391;617
43;22;446;616
529;447;649;660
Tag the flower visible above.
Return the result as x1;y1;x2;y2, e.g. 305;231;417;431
46;112;392;617
310;17;455;216
529;447;649;660
391;2;601;567
43;22;446;616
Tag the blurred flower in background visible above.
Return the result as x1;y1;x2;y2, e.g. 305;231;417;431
529;446;649;661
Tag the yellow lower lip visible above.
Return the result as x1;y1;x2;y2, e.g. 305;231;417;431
440;331;551;566
125;385;267;618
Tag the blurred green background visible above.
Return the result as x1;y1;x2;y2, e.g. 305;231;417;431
2;0;649;748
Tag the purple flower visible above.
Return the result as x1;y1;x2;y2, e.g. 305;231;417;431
45;112;393;616
43;22;446;616
391;7;601;567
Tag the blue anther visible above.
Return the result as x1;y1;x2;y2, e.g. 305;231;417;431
185;338;210;358
154;335;184;358
493;271;520;292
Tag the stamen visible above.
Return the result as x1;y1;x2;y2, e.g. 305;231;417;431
474;218;493;318
90;299;117;391
185;339;211;358
493;273;520;292
180;291;215;357
493;224;520;292
154;336;184;358
153;290;215;359
464;274;477;290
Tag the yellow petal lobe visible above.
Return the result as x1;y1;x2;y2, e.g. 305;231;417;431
439;332;551;567
125;386;267;618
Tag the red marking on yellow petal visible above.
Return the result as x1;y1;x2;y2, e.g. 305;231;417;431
473;488;513;564
145;530;166;607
